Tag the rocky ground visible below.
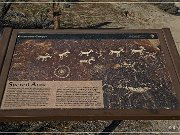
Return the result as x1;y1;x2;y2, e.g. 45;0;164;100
0;1;180;134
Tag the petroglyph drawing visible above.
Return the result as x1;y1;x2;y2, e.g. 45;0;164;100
36;53;52;62
80;57;95;64
123;61;136;68
59;49;70;60
124;86;150;93
54;65;70;78
148;52;156;59
144;52;157;61
8;33;178;109
131;46;145;55
109;48;124;57
79;49;93;56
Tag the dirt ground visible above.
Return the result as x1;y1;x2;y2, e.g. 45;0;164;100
0;1;180;134
64;3;180;53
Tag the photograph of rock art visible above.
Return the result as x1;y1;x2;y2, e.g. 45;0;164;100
5;33;178;110
0;0;180;133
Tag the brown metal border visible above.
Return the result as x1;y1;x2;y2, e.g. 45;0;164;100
0;27;12;74
0;28;180;121
157;29;180;105
162;28;180;83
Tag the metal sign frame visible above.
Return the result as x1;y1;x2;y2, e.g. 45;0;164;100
0;28;179;121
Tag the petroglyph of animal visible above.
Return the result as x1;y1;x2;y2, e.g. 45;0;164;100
80;57;95;64
36;53;52;62
124;86;150;93
59;50;70;60
109;48;124;57
79;49;93;56
131;46;145;55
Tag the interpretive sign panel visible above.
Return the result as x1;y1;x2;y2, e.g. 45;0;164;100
0;28;179;120
2;81;103;109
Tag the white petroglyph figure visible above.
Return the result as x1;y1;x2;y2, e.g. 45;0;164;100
148;52;156;59
109;48;124;57
123;61;137;72
54;65;70;78
144;52;156;60
79;49;93;56
36;53;52;62
80;57;95;64
59;49;70;60
131;46;145;55
124;86;150;93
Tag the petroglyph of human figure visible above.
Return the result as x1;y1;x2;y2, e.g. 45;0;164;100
131;46;145;55
59;49;70;60
36;53;52;62
80;57;95;64
79;49;93;56
109;48;124;57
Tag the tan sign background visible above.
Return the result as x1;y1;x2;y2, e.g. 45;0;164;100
1;81;104;109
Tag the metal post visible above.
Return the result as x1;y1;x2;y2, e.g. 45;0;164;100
53;0;61;29
99;120;123;135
